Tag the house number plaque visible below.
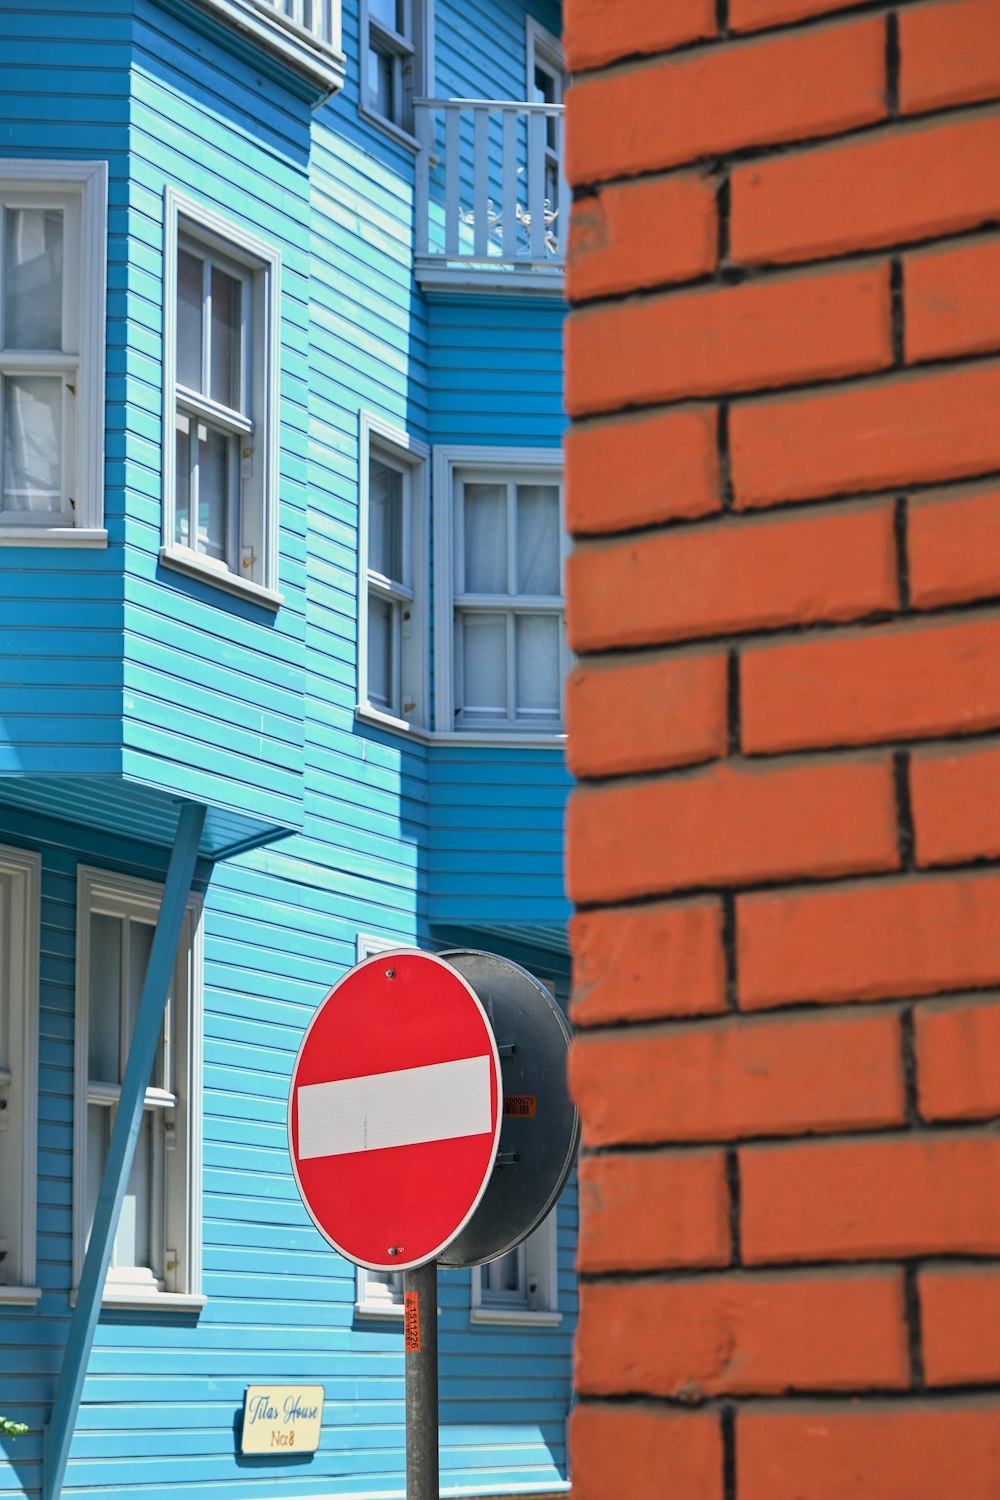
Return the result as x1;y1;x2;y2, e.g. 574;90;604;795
240;1385;324;1454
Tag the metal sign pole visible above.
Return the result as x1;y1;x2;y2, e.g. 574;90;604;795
403;1261;439;1500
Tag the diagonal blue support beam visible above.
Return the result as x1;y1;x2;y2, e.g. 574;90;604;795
43;803;207;1500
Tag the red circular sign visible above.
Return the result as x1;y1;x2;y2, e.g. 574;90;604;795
288;950;501;1271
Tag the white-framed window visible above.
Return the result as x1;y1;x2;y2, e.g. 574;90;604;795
360;0;432;141
353;931;410;1317
73;866;204;1308
471;1209;559;1326
161;188;281;608
0;846;40;1303
433;446;567;739
358;413;429;732
526;19;567;248
0;159;107;546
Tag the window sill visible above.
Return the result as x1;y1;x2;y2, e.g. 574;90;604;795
359;104;421;154
159;546;284;611
356;707;566;750
0;527;107;547
354;1300;405;1320
70;1287;207;1312
0;1285;42;1306
470;1306;561;1327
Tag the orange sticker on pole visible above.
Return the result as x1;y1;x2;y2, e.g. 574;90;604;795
503;1094;537;1117
404;1290;421;1352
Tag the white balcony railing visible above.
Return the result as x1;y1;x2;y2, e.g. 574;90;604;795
414;98;566;290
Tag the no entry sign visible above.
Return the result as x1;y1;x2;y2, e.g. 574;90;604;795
287;950;502;1271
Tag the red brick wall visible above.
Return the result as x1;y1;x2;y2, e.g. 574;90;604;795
563;0;1000;1495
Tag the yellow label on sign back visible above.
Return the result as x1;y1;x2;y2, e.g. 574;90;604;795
241;1385;323;1454
503;1094;537;1117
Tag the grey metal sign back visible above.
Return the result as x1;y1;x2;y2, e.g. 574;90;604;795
436;949;579;1270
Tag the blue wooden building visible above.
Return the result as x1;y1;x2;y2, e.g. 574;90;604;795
0;1;572;1495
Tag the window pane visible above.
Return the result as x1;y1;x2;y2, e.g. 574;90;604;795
210;265;242;411
126;919;163;1088
2;374;62;512
176;249;203;392
368;44;395;118
115;1110;153;1272
463;483;507;594
461;613;506;717
369;0;404;30
88;912;122;1084
197;425;231;561
85;1103;110;1253
516;484;560;595
4;208;64;350
516;614;561;717
367;594;393;710
486;1247;524;1297
366;1268;404;1301
175;414;191;548
369;457;404;582
0;876;9;1074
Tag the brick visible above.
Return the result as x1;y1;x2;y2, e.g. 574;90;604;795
565;19;886;185
570;898;727;1025
730;0;864;35
575;1271;907;1397
565;265;891;416
900;0;1000;114
738;1404;1000;1500
921;1267;1000;1385
731;362;1000;509
567;175;717;302
577;1150;729;1272
566;652;727;779
569;1405;723;1500
905;239;1000;363
567;756;898;905
568;502;897;653
740;1134;1000;1262
564;0;716;72
731;112;1000;266
915;1000;1000;1121
741;615;1000;756
565;408;720;535
737;871;1000;1010
570;1010;905;1147
911;742;1000;868
909;485;1000;607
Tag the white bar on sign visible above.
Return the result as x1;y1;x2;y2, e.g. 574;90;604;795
297;1054;492;1159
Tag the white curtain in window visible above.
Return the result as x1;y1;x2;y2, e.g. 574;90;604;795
369;458;404;581
464;483;507;593
2;375;62;512
462;612;506;714
516;614;560;714
516;484;560;595
4;207;63;350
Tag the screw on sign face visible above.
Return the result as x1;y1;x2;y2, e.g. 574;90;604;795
287;950;502;1271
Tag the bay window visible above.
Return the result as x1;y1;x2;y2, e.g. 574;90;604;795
0;846;40;1302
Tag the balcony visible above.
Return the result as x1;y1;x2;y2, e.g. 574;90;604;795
414;97;566;295
184;0;345;95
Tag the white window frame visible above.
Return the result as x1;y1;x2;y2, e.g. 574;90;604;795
161;187;282;609
0;159;107;547
432;445;567;743
359;0;433;147
357;412;429;734
0;846;40;1304
73;866;204;1310
353;931;411;1317
526;18;568;253
471;1208;560;1327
